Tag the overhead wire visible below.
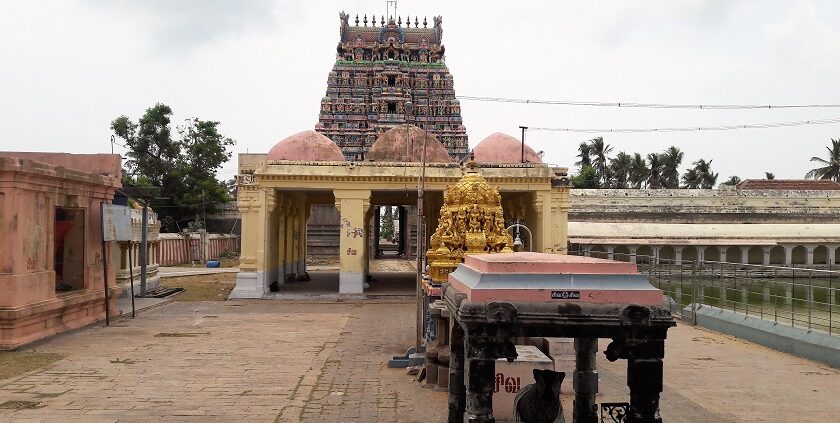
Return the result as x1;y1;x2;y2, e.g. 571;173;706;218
456;95;840;110
526;116;840;134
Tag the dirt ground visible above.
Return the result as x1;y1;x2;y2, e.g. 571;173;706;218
0;352;65;381
173;258;239;269
161;273;236;301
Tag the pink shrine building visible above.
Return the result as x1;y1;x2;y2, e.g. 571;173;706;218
0;152;122;350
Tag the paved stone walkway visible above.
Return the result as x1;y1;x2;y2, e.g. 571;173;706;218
1;299;839;422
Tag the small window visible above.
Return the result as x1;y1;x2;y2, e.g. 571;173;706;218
387;102;397;113
55;207;85;292
388;76;396;87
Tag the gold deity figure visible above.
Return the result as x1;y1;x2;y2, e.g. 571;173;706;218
426;156;513;284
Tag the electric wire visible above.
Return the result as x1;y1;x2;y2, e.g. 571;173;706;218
526;116;840;134
457;95;840;110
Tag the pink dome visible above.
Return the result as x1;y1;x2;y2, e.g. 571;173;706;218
267;130;346;161
366;125;453;163
473;132;542;164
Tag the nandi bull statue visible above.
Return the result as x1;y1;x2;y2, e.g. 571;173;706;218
513;369;566;423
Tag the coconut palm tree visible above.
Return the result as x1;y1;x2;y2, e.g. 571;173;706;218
575;142;592;167
660;146;684;188
722;175;741;186
683;159;718;189
608;152;633;188
628;153;650;188
588;137;613;185
681;168;701;189
646;153;664;189
805;138;840;181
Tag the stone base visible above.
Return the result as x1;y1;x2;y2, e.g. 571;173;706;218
339;272;365;294
0;288;119;350
229;272;264;299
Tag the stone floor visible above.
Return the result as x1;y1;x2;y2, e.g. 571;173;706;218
1;298;840;422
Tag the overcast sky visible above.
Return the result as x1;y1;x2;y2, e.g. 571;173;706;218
2;0;839;181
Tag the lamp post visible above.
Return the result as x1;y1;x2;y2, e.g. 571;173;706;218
519;126;528;163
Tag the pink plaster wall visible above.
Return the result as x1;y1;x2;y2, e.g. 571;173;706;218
0;155;120;350
0;152;121;176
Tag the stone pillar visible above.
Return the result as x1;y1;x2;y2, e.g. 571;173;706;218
626;339;665;423
828;246;836;267
464;336;496;423
697;246;706;262
652;246;661;264
606;245;615;261
629;246;638;264
806;245;815;265
762;246;771;266
573;338;599;423
784;246;793;266
448;319;466;423
739;246;749;264
674;246;683;263
334;189;371;294
552;182;570;254
719;246;728;263
297;204;309;278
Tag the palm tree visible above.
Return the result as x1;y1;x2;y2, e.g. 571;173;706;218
588;137;613;185
646;153;664;189
765;172;775;180
722;175;741;186
805;139;840;181
683;159;718;189
575;142;592;167
660;146;684;188
681;168;701;189
608;152;633;188
628;153;650;188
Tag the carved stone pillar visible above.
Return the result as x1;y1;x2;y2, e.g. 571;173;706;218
626;339;665;423
464;335;496;423
573;337;599;423
719;246;728;263
448;319;466;423
762;246;772;266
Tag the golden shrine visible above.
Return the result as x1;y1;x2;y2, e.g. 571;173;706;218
427;158;514;284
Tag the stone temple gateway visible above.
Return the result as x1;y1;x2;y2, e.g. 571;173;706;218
316;12;469;161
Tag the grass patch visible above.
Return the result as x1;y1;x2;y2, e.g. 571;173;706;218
0;351;65;381
0;400;43;410
161;273;235;301
154;332;210;338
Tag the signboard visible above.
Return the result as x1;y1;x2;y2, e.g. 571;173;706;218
551;290;581;300
102;204;133;242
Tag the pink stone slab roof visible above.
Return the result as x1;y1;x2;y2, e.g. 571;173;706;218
463;252;638;275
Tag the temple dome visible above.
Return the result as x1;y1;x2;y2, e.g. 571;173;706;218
473;132;542;164
366;125;452;163
267;130;346;161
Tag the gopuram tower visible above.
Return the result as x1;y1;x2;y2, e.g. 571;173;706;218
315;12;469;161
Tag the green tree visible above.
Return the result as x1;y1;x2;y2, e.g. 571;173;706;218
661;146;684;188
571;165;600;189
575;142;592;167
765;172;775;180
628;153;650;188
608;151;633;188
111;103;235;232
380;206;395;241
588;137;613;186
684;158;718;189
805;138;840;181
646;153;664;189
722;175;742;186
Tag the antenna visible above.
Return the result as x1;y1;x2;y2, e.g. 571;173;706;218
386;0;397;21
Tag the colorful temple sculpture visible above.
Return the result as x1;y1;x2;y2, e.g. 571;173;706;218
426;158;514;284
315;12;469;161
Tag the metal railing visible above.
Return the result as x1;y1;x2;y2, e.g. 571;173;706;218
572;249;840;336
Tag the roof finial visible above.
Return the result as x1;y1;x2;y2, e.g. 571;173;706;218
406;15;410;27
354;14;359;26
372;14;376;27
423;16;428;28
467;151;477;171
414;16;419;28
363;14;368;26
397;16;402;26
381;15;386;26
